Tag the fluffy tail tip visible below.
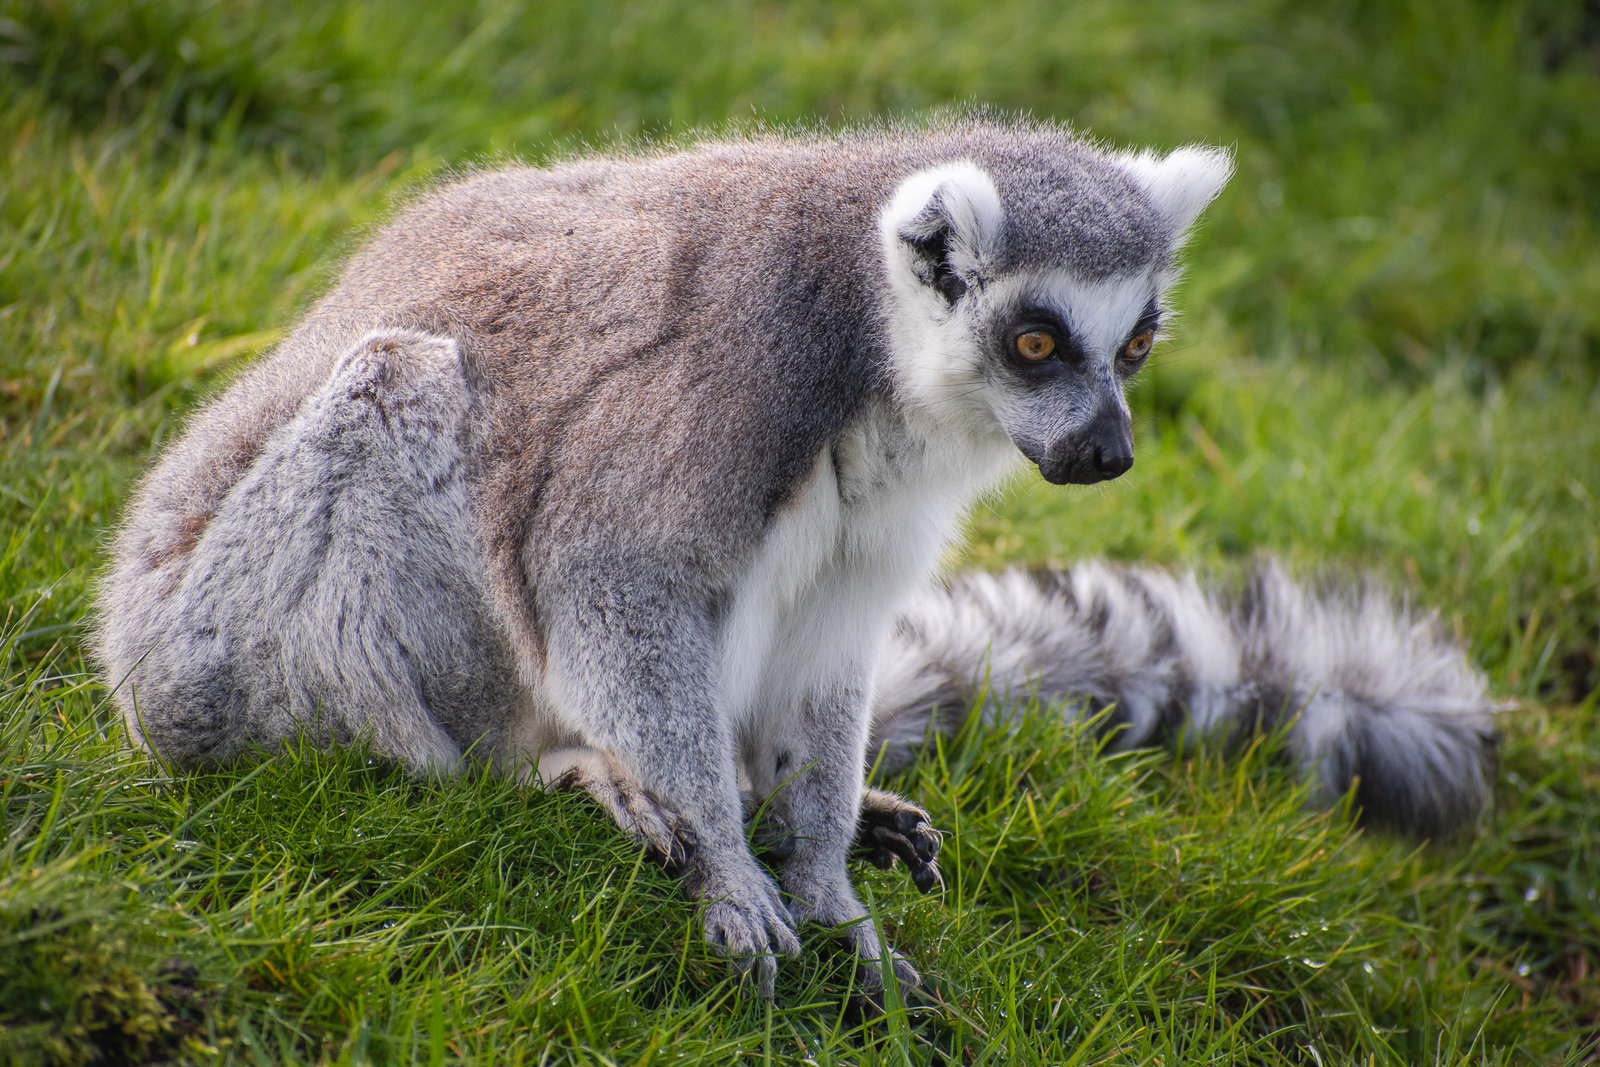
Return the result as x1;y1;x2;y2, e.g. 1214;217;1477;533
1298;693;1501;839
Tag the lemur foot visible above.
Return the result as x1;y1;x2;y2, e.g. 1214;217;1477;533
548;750;696;870
847;934;922;992
843;949;927;1023
686;858;801;998
855;788;943;893
785;874;922;994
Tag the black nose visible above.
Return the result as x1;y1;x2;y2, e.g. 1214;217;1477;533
1088;408;1134;479
1035;407;1136;486
1093;439;1133;479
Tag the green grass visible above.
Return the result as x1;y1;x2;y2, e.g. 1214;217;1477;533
2;0;1598;1061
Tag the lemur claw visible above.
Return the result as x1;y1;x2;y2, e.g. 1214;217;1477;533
855;788;944;893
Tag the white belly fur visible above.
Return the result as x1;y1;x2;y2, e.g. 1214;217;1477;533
506;407;1020;778
720;407;1019;740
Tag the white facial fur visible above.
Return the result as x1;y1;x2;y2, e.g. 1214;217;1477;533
976;269;1158;456
877;149;1230;474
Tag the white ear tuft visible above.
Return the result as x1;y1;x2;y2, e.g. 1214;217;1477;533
880;162;1004;280
1119;145;1233;239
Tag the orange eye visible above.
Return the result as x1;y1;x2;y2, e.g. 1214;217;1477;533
1123;332;1154;361
1015;331;1056;361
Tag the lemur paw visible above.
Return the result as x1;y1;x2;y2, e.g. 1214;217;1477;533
691;862;801;998
843;945;926;1022
876;948;924;994
855;788;944;894
844;931;922;993
789;885;924;996
549;755;696;871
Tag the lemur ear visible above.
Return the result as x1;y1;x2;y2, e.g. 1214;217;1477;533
882;162;1004;304
1117;145;1233;241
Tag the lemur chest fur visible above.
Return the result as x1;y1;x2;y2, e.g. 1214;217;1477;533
719;403;1017;730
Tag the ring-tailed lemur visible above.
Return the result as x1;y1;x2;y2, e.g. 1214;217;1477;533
95;119;1496;996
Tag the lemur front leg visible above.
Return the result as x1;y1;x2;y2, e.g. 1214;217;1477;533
753;676;922;989
539;556;800;995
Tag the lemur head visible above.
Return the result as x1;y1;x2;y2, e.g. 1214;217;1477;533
879;139;1231;485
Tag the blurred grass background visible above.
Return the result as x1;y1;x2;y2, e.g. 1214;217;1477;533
1;0;1597;1062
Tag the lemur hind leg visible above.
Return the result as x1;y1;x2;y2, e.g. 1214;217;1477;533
540;746;696;869
740;787;940;889
113;329;509;774
855;788;943;894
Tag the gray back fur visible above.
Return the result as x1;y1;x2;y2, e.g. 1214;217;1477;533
100;119;1198;685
